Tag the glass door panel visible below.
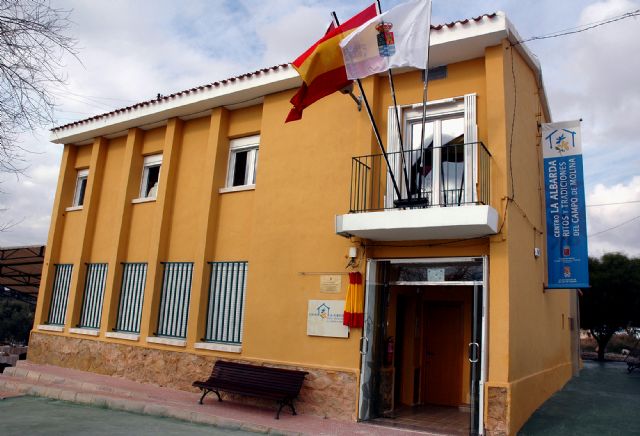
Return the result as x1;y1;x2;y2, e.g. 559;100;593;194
358;260;389;421
469;284;483;435
440;117;465;206
407;121;434;202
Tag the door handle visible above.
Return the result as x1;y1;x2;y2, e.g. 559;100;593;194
468;342;479;363
360;336;369;355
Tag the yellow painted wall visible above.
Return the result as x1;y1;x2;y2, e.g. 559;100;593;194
165;117;209;261
502;44;573;433
89;137;126;261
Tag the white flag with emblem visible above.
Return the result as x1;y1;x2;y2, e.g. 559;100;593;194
339;0;431;80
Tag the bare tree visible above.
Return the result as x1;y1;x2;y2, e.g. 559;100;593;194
0;0;76;173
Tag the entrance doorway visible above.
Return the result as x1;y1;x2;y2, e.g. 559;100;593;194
359;258;487;435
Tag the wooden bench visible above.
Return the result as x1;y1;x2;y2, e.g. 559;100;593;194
193;360;308;419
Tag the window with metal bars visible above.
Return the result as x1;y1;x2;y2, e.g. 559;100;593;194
78;263;108;329
115;263;147;333
156;262;193;338
205;262;248;345
48;264;73;325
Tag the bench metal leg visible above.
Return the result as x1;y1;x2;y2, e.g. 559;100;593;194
198;388;222;404
289;400;297;416
198;389;210;404
275;400;297;419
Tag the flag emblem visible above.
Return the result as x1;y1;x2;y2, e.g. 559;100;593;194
376;22;395;57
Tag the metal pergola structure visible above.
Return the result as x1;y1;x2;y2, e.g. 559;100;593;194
0;245;45;306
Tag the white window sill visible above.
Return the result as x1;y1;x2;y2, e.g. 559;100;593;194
105;332;140;341
132;197;157;204
219;184;255;194
146;336;186;347
38;324;64;332
69;327;100;337
65;205;83;212
194;342;242;353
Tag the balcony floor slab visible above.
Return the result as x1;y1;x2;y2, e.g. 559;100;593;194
336;205;499;241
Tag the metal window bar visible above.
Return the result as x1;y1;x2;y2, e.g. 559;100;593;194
78;263;108;329
115;263;147;333
47;264;73;325
157;262;193;338
349;142;491;213
205;262;248;345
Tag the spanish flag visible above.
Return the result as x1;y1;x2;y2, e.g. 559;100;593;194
344;271;364;328
286;4;377;122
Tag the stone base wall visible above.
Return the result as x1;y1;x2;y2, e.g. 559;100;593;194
486;386;509;436
28;332;358;420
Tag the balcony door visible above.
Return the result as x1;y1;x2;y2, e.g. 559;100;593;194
386;94;477;208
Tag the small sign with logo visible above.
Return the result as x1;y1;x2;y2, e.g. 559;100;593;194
307;300;349;338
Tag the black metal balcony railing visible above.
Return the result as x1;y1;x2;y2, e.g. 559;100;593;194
349;142;491;213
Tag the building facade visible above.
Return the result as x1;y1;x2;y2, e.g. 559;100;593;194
30;13;579;435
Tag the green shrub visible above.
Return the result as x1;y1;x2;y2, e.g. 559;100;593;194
0;298;34;345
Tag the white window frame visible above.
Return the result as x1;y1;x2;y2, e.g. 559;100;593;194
226;135;259;189
139;154;162;199
386;94;477;208
72;169;89;207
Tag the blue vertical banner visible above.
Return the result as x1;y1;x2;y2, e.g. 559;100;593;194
542;120;589;288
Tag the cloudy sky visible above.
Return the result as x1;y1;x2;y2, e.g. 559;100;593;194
0;0;638;257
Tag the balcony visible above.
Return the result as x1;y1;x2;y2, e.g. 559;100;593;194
336;142;499;241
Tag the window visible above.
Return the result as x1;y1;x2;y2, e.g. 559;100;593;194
72;169;89;207
140;154;162;199
226;135;259;188
115;263;147;334
204;262;248;345
48;264;73;326
78;263;108;329
157;262;193;338
388;94;477;207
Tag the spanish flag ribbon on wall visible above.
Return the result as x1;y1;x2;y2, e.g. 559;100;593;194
285;4;377;122
344;271;364;328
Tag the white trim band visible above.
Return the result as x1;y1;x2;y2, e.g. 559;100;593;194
219;184;256;194
146;337;186;347
37;324;64;332
105;332;140;341
131;197;157;204
69;327;100;336
194;342;242;353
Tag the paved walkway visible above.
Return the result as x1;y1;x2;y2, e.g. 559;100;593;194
519;360;640;435
0;361;423;436
0;396;256;435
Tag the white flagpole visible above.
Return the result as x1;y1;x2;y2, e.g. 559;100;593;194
417;0;432;202
377;0;412;201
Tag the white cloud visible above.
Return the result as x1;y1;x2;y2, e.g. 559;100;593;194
587;176;640;257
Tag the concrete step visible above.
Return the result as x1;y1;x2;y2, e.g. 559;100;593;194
2;365;155;402
5;362;200;405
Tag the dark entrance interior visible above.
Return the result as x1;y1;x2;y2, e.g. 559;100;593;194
360;260;484;435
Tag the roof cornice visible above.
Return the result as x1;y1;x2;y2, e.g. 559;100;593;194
50;11;550;144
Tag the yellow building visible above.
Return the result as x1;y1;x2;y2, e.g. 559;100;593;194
31;12;580;435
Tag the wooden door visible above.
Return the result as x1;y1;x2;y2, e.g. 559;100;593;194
423;302;464;406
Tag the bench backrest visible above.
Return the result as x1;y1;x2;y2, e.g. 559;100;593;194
210;360;308;396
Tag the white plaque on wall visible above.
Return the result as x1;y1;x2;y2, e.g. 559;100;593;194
319;275;342;293
307;300;349;338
